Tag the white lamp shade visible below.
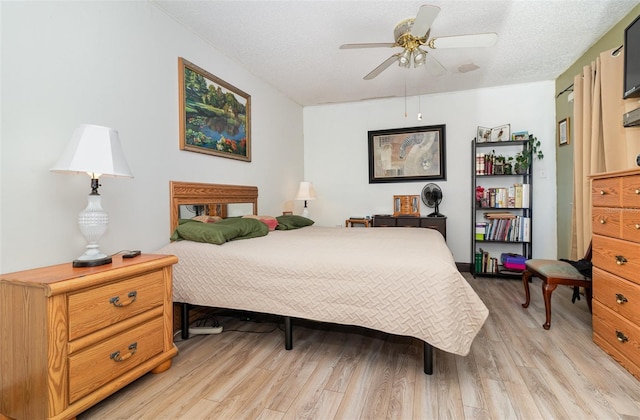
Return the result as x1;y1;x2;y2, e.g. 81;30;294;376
295;182;317;201
51;124;133;178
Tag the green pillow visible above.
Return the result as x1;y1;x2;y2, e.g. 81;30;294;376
171;218;268;244
275;215;314;230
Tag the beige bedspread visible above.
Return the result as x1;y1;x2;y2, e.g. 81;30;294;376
156;226;488;356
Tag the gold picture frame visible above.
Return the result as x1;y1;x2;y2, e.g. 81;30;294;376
178;57;251;161
558;117;570;147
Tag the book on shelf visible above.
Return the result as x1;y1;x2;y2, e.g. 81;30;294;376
476;184;530;209
478;215;530;242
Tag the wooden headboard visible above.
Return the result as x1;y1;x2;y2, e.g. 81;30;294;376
169;181;258;233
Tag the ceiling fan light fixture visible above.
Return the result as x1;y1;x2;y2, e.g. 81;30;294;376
398;49;411;68
413;48;426;67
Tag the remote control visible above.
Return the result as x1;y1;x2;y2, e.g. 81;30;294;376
123;250;141;258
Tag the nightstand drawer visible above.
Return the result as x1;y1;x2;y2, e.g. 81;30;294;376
68;270;165;340
592;207;621;238
68;316;164;403
593;267;640;325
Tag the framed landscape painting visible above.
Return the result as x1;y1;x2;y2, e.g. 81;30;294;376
368;124;446;183
178;57;251;161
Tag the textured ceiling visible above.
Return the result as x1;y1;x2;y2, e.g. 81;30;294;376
153;0;639;106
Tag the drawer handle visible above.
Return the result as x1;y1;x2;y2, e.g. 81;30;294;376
600;190;606;195
110;342;138;362
616;331;629;343
615;255;628;265
635;224;640;230
636;188;640;195
600;218;606;224
109;291;137;307
616;293;628;304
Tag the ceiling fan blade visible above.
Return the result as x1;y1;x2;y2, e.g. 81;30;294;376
364;54;399;80
424;53;446;76
411;5;441;37
429;32;498;49
340;43;396;49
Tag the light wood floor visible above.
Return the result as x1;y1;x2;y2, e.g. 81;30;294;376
79;274;640;419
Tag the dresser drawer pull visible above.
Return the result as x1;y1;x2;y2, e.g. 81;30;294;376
109;291;137;307
600;218;606;224
636;188;640;195
616;331;629;343
635;224;640;230
600;190;606;195
615;255;628;265
110;342;138;362
616;293;628;304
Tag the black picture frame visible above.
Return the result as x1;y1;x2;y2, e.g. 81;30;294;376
368;124;446;183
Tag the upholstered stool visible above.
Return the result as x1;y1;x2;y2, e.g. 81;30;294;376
521;251;592;330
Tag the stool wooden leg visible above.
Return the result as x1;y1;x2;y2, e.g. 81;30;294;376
542;282;558;330
522;270;532;308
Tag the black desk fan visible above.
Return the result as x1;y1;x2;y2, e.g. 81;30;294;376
421;183;445;217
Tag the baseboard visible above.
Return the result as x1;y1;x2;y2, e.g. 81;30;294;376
456;262;472;273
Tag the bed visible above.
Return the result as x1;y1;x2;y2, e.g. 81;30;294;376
156;181;489;375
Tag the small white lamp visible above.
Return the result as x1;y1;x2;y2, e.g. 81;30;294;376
295;181;317;218
51;124;133;267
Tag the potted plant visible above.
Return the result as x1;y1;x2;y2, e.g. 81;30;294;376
514;135;543;174
493;151;506;175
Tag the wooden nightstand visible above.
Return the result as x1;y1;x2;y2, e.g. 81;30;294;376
0;254;179;420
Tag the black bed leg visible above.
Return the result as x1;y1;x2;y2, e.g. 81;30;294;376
424;342;433;375
181;303;190;340
284;316;293;350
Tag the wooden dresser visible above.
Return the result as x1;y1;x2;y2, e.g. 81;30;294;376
591;169;640;381
372;215;447;239
0;254;179;420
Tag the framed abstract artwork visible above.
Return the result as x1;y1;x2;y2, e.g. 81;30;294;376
368;124;446;183
178;57;251;161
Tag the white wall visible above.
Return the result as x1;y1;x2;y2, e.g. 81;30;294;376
303;81;557;262
0;1;303;272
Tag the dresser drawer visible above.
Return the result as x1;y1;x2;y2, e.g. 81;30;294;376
592;300;640;375
68;316;164;403
622;209;640;243
68;270;165;340
622;175;640;208
592;207;621;238
592;235;640;285
396;217;420;227
593;177;622;207
593;267;640;326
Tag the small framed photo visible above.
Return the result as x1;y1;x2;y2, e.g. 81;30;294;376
490;124;510;142
512;131;529;141
558;117;570;146
477;126;491;143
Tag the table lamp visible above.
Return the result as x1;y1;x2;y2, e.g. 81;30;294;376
51;124;133;267
295;181;316;218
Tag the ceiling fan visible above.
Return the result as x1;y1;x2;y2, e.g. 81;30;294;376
340;4;498;80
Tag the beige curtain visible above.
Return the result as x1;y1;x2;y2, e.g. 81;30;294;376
571;47;639;259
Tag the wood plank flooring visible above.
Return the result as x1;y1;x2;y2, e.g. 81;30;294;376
79;274;640;419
